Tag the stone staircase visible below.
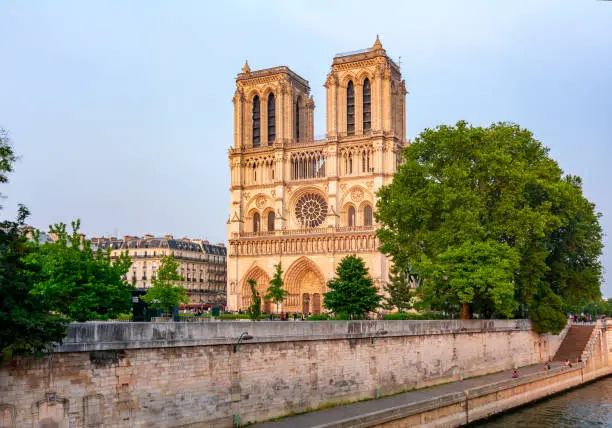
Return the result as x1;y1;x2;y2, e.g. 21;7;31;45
553;324;596;362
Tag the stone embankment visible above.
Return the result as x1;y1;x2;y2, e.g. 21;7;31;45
0;320;586;427
258;320;611;427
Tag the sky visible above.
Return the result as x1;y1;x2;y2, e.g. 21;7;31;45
0;1;611;295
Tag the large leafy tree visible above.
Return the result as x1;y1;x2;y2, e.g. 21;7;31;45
376;122;602;332
0;128;66;360
324;255;381;318
265;263;288;314
142;255;189;313
27;220;133;321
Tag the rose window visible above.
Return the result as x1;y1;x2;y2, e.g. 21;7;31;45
295;193;328;228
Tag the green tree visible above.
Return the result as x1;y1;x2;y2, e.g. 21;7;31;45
246;278;261;321
142;255;189;313
419;240;519;319
382;264;417;312
27;220;133;322
376;121;603;332
324;255;381;318
0;129;66;359
265;263;288;313
0;206;68;360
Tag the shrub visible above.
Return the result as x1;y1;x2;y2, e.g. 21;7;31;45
382;312;446;320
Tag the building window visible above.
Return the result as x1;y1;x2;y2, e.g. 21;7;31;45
363;78;371;131
295;97;301;141
347;81;355;136
290;151;326;180
267;211;275;231
348;206;356;227
253;213;260;232
267;93;276;144
363;205;373;226
252;95;261;147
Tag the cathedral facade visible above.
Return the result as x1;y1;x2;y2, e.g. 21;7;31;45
226;37;407;314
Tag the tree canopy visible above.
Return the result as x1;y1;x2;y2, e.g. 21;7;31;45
142;254;189;313
376;121;603;333
324;255;381;318
27;220;134;322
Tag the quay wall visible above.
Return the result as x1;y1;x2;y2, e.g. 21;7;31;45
0;320;563;427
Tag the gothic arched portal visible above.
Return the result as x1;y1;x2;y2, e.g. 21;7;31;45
283;257;325;314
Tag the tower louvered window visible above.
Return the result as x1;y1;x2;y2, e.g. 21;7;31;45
295;98;301;141
252;95;261;147
347;81;355;135
267;93;275;144
363;78;371;131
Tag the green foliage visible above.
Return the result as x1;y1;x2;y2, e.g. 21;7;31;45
220;313;267;320
382;264;417;312
265;263;288;313
26;220;133;322
142;255;189;313
323;255;382;318
419;241;519;319
306;314;330;321
246;278;261;321
0;130;67;360
114;313;133;321
382;312;446;320
530;285;567;334
376;121;603;332
0;206;68;361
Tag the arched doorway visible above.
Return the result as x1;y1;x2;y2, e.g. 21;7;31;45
240;265;271;311
284;257;325;314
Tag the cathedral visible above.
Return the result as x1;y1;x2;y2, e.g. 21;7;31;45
226;37;407;314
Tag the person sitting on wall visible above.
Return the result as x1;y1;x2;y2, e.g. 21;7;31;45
512;370;519;378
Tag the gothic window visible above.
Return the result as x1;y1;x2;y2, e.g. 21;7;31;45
267;211;275;231
347;81;355;136
363;78;371;131
295;193;328;228
348;206;356;227
363;205;373;226
253;213;260;232
267;93;276;144
252;95;261;147
290;151;326;180
295;97;301;141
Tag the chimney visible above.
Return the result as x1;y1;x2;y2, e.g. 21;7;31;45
216;243;225;247
143;234;154;239
164;235;173;240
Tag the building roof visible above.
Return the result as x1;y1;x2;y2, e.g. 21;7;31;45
93;236;227;256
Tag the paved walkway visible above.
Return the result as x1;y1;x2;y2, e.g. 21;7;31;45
255;363;563;427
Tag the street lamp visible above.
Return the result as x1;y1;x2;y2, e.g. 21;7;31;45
233;332;253;353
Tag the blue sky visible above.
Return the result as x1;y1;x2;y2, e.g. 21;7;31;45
1;1;611;295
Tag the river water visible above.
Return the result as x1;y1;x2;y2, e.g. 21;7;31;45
472;376;612;427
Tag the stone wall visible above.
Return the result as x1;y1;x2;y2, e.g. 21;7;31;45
0;320;562;427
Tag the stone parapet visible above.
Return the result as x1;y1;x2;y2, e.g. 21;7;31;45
56;319;532;353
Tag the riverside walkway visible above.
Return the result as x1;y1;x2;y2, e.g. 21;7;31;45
255;363;563;427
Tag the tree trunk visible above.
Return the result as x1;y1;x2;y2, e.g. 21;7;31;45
460;302;473;320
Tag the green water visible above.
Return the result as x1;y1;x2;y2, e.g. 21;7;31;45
473;376;612;427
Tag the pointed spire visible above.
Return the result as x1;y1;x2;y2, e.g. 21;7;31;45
242;60;251;74
373;34;383;50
